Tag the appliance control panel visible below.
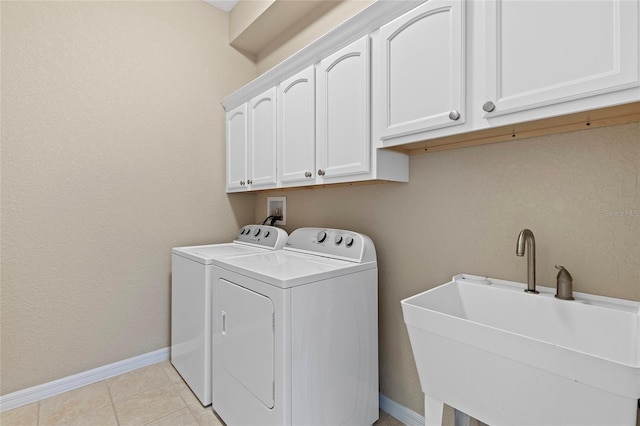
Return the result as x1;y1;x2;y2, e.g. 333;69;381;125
284;227;376;263
235;225;288;250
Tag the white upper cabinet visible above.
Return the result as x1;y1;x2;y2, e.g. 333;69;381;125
226;89;277;192
481;0;640;118
248;87;277;189
374;0;465;141
226;103;248;192
223;0;639;190
316;36;371;181
277;66;316;186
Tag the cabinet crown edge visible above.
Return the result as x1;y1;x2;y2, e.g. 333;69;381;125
220;0;425;112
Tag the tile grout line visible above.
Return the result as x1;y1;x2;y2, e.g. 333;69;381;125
145;363;194;426
1;348;170;414
165;363;205;425
135;364;188;426
21;363;209;426
105;378;121;426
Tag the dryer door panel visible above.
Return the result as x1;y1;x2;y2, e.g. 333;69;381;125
217;279;275;409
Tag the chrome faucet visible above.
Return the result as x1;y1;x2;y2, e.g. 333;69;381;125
516;229;538;294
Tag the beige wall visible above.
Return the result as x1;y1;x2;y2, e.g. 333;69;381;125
229;0;274;43
255;0;373;74
0;1;256;395
254;124;640;414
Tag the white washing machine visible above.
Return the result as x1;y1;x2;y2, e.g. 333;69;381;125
171;224;288;406
211;227;379;426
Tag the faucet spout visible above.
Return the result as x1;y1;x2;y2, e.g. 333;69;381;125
516;229;538;294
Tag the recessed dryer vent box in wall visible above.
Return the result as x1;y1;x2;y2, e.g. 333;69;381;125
267;197;286;226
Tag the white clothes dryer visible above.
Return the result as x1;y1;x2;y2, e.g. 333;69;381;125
211;227;379;426
171;224;287;406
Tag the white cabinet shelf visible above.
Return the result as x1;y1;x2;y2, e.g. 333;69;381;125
224;0;640;192
373;0;466;141
316;36;371;182
227;88;277;192
225;30;410;193
482;0;639;120
226;104;248;192
377;0;640;150
248;88;277;190
277;66;316;186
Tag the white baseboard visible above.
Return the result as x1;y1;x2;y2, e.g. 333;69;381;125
1;350;423;425
0;347;169;413
380;393;425;426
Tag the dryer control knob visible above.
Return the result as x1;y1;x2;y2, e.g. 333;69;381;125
317;231;327;243
253;228;261;237
345;236;354;247
264;230;270;238
335;235;343;245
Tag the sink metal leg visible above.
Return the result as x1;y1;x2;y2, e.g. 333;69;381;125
454;409;471;426
424;395;444;426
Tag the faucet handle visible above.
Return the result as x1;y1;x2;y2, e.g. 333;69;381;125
555;265;574;300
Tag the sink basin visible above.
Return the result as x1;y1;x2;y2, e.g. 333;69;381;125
402;274;640;426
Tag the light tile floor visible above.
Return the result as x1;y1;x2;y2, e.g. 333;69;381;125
1;361;405;426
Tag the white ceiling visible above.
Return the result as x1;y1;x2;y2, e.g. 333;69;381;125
203;0;239;13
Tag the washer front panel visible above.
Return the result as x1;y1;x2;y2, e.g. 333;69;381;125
171;254;211;403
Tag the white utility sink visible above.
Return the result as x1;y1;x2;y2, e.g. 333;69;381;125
402;274;640;426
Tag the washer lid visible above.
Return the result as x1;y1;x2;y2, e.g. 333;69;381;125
212;250;377;288
172;243;264;265
172;225;289;265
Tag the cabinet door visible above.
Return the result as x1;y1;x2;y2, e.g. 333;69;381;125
278;66;316;185
215;279;275;409
483;0;640;117
226;103;248;192
248;88;277;189
376;0;465;140
316;36;370;180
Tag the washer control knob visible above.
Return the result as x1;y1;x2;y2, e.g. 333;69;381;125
253;228;261;237
317;231;327;243
264;230;270;238
345;236;354;247
241;228;248;235
335;235;343;245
